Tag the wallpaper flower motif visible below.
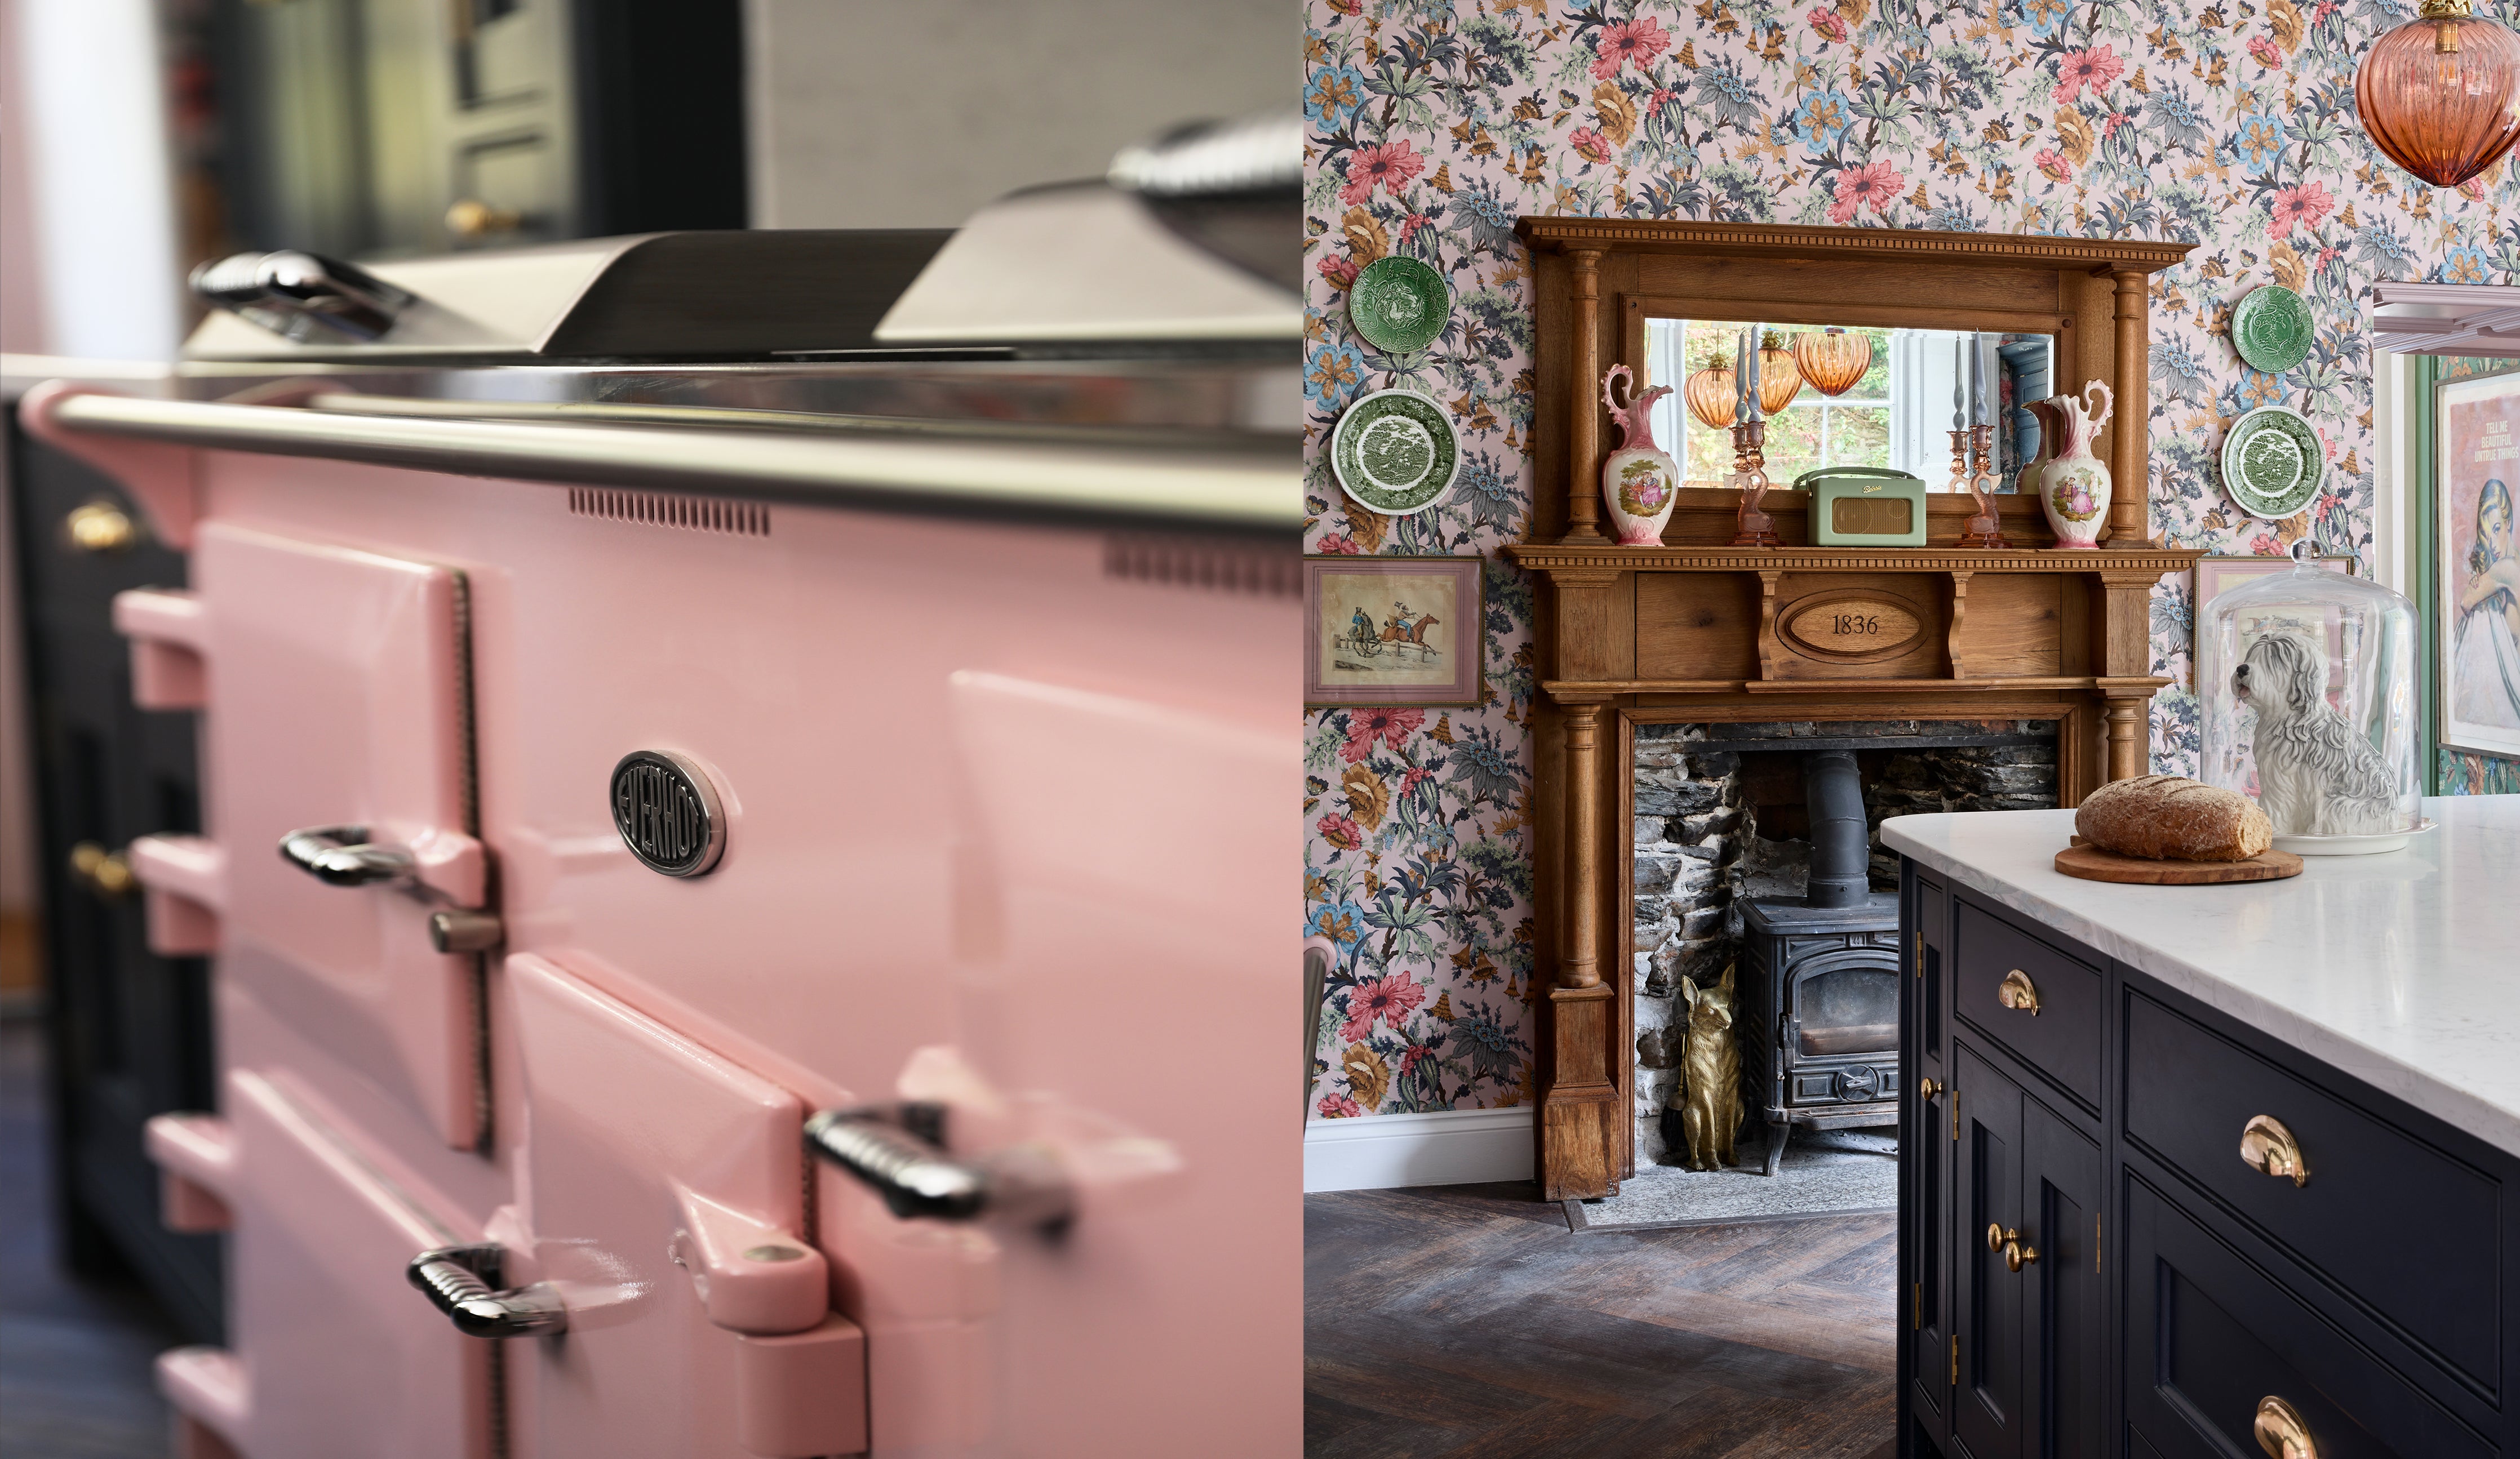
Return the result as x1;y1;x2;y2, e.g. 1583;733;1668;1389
1303;0;2519;1119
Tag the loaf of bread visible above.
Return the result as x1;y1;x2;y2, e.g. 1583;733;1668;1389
2074;775;2272;862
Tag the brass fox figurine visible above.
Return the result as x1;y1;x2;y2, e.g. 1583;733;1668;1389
1676;963;1741;1172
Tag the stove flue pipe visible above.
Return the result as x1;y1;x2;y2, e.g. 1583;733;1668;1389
1802;750;1871;909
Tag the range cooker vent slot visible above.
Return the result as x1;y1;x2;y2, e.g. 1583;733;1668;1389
569;488;769;537
1103;532;1298;597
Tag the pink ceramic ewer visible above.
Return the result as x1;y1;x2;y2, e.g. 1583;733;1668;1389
1600;363;1679;546
2039;380;2114;548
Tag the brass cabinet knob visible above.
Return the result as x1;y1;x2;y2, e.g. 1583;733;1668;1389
446;198;523;238
1985;1222;2037;1271
64;500;137;554
2254;1395;2315;1458
69;842;135;899
2241;1115;2310;1187
1996;969;2040;1015
1918;1077;1943;1100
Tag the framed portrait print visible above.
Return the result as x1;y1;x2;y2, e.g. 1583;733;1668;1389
2436;368;2520;759
1303;556;1483;708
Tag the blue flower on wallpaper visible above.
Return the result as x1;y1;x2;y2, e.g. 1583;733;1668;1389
1794;90;1856;151
1451;1000;1525;1088
1455;453;1516;531
1449;180;1518;257
1309;900;1369;953
2020;0;2073;38
1447;725;1519;810
2441;246;2495;286
2151;336;2211;407
1696;57;1766;134
1305;341;1367;407
2231;111;2288;176
2149;89;2214;155
2354;220;2415;272
1306;64;1368;128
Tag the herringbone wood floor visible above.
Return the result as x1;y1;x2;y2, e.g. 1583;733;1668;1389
1306;1182;1898;1458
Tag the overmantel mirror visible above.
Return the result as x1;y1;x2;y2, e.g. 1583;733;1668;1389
1503;220;2203;1203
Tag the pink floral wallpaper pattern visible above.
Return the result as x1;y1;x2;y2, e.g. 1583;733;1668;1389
1302;0;2520;1119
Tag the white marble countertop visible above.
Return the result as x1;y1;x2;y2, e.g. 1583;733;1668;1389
1882;796;2520;1157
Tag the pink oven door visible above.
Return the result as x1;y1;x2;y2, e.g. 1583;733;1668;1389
179;1067;495;1459
487;953;864;1459
179;523;489;1149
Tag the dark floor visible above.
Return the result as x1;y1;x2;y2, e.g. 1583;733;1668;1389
1307;1182;1898;1458
0;1016;180;1459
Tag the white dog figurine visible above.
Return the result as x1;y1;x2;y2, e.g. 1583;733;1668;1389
2232;631;2397;835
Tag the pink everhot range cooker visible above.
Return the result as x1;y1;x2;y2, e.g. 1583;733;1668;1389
22;123;1303;1458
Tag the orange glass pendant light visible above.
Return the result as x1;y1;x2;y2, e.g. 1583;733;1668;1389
2354;0;2520;188
1791;327;1874;397
1684;354;1738;430
1757;331;1805;414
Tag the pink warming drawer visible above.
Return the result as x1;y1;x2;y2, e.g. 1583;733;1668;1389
26;330;1303;1456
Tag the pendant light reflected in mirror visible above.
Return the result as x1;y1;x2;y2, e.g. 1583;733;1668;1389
1757;331;1805;415
2354;0;2520;188
1684;353;1738;430
1791;326;1875;397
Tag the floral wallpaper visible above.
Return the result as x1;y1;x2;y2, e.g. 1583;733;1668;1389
1302;0;2520;1118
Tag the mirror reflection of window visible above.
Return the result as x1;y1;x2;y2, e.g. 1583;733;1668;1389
1645;321;2051;492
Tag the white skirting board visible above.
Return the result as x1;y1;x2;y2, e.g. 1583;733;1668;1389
1302;1106;1536;1193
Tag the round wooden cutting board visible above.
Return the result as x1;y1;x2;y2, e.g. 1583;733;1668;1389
2054;843;2304;884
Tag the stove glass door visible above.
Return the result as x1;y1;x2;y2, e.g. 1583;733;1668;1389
1793;952;1900;1058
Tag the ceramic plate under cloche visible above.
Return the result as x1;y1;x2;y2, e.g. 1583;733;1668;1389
2221;406;2326;519
2232;284;2314;374
2270;819;2437;857
1347;256;1450;355
1331;389;1459;517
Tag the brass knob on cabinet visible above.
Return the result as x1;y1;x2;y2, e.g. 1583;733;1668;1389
1996;969;2040;1015
446;198;523;238
1985;1222;2037;1271
69;842;135;900
1918;1077;1943;1100
2253;1395;2315;1458
64;500;137;554
2241;1115;2310;1187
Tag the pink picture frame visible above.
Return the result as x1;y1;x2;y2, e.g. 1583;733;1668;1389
1303;556;1483;708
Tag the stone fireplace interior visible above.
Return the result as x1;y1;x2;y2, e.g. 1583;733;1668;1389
1632;719;2060;1175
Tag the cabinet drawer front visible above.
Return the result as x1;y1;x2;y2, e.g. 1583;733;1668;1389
1951;899;2101;1109
2124;1179;2494;1459
2126;994;2501;1392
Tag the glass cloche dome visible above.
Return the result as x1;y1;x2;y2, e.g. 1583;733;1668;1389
2198;543;2424;853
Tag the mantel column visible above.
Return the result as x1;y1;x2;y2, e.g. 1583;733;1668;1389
2105;267;2154;549
1543;695;1618;1200
2095;565;2170;784
1563;249;1609;545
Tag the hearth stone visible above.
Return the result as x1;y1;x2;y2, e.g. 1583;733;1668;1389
1631;719;2058;1167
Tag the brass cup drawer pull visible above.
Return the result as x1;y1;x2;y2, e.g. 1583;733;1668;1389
1996;968;2039;1015
2241;1114;2310;1187
64;500;138;554
2254;1395;2315;1458
69;842;136;900
1984;1222;2038;1271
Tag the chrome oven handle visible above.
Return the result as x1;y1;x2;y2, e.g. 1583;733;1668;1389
407;1245;567;1338
279;825;416;888
805;1106;1070;1230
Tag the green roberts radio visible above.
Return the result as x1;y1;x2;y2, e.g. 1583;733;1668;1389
1799;467;1928;547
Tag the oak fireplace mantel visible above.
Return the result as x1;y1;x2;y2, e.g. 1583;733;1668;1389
1510;219;2201;1200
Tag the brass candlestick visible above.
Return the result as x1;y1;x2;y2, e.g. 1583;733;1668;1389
1728;418;1781;546
1955;423;2008;549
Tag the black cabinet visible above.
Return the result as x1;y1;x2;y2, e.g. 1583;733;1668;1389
6;411;220;1341
1899;864;2520;1459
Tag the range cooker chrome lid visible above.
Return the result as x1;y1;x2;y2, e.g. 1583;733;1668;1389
184;115;1300;365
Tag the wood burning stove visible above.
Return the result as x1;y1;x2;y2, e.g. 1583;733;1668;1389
1734;749;1900;1175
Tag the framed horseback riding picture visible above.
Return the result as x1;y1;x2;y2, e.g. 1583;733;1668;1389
1303;555;1483;708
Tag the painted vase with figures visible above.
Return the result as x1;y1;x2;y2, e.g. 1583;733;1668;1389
2039;380;2115;548
1599;363;1679;546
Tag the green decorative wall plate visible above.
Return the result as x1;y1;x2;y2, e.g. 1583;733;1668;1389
2220;405;2326;520
2232;284;2313;374
1347;256;1450;355
1332;389;1459;517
